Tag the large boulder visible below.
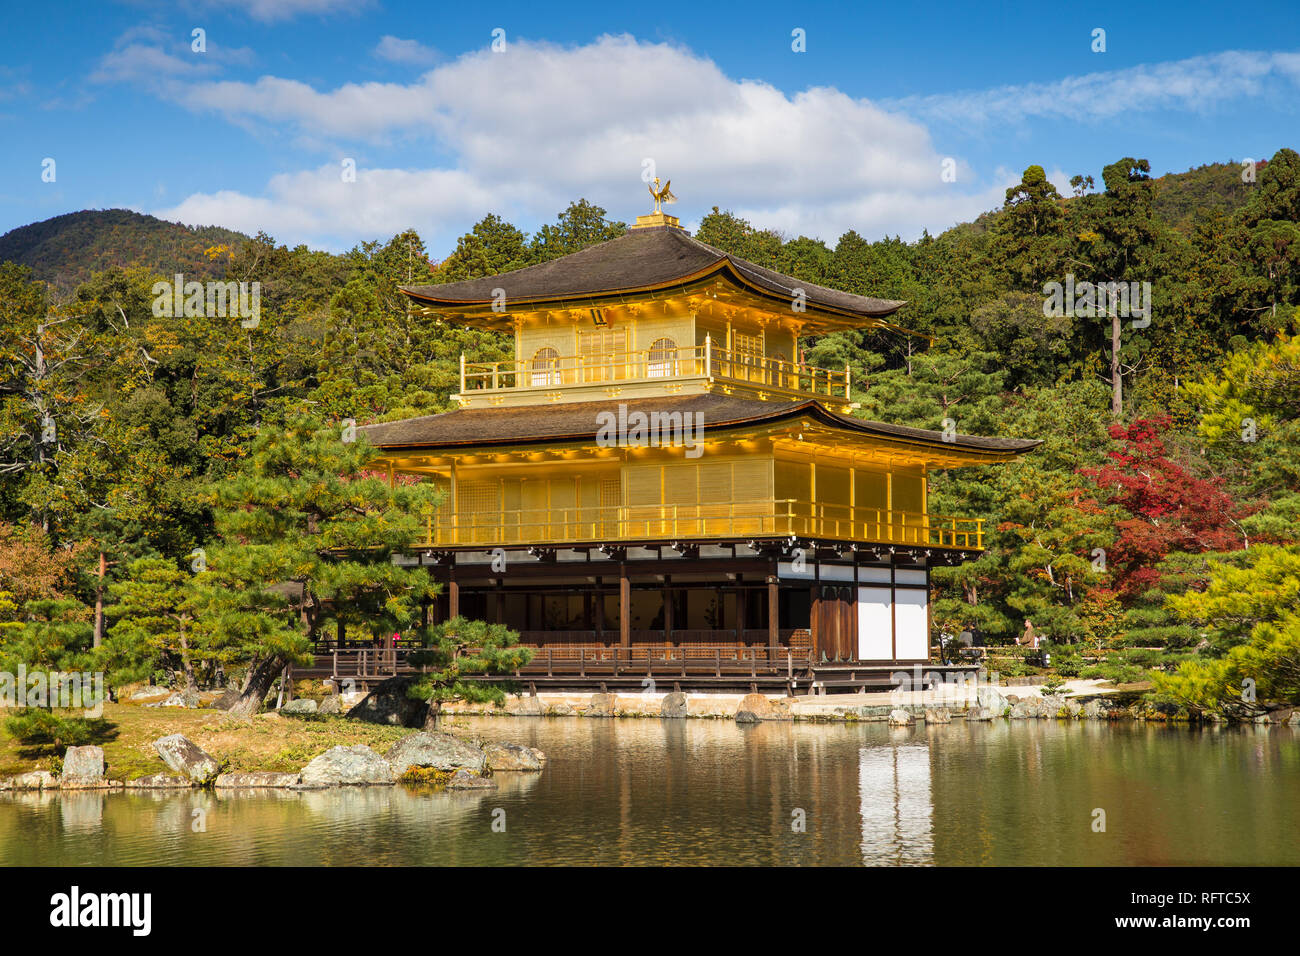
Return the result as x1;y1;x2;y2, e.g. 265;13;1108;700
61;746;106;789
735;694;792;723
211;686;242;711
659;692;689;719
280;698;318;716
1082;700;1107;720
483;742;545;772
154;734;221;785
966;705;993;722
385;732;486;776
888;709;915;727
1040;694;1067;717
345;676;427;728
976;687;1009;716
298;745;395;787
215;772;302;789
504;695;545;716
1009;701;1034;720
583;693;616;718
11;770;57;790
924;708;952;724
318;695;342;716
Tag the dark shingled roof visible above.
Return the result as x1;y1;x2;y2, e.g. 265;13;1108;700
361;394;1041;456
402;226;907;319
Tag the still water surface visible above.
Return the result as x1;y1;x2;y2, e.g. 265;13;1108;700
2;718;1297;866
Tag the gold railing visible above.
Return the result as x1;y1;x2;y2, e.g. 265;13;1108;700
416;500;982;550
460;338;850;400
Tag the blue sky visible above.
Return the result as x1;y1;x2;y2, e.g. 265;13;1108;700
2;0;1298;256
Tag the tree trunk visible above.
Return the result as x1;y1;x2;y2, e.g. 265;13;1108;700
1111;311;1123;420
226;654;289;717
93;551;106;649
422;697;442;731
179;627;198;692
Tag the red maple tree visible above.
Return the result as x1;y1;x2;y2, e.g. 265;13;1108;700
1082;416;1246;597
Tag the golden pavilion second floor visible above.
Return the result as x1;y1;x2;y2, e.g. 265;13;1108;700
362;393;1038;554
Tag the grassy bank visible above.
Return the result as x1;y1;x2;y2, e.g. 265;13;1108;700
0;702;416;780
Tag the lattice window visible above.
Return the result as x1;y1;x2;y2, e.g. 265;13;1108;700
647;336;677;378
531;347;560;387
577;328;627;382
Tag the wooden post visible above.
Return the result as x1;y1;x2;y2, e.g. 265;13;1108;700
663;575;673;645
767;573;779;651
448;572;460;620
619;564;631;649
93;551;107;649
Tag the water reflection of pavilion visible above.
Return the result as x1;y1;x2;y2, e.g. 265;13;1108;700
858;743;933;865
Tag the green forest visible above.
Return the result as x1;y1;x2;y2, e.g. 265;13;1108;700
2;149;1299;722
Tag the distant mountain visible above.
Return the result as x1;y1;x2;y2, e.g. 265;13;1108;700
1151;160;1264;229
0;209;249;294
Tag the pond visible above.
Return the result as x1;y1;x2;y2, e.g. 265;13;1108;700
2;718;1297;866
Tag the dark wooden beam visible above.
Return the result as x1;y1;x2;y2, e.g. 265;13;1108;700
619;564;631;649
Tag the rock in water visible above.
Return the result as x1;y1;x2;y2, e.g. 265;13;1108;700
924;708;952;724
505;695;544;716
61;746;106;788
483;742;545;772
385;732;486;775
976;687;1009;716
583;693;616;718
1082;700;1105;720
888;709;915;726
280;698;318;716
11;770;58;790
153;734;221;785
659;692;688;719
126;774;193;789
966;705;992;722
345;676;427;727
298;745;395;787
215;772;302;789
735;693;792;722
446;769;496;790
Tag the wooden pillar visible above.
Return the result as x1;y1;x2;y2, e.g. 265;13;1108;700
495;579;504;625
811;584;822;659
736;576;747;643
594;577;604;642
619;565;631;649
767;573;779;650
448;571;460;620
663;574;673;644
336;618;345;647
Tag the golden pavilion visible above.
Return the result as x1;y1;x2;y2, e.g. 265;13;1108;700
361;199;1037;683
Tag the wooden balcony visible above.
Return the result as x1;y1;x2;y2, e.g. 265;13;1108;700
414;500;983;550
457;338;851;404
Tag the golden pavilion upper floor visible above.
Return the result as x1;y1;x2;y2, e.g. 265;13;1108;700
362;394;1037;554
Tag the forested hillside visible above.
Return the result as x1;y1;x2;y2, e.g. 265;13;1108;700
1;151;1298;719
0;209;248;295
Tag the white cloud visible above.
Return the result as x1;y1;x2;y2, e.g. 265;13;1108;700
374;36;439;67
215;0;369;23
151;35;987;247
139;38;1300;252
891;50;1300;127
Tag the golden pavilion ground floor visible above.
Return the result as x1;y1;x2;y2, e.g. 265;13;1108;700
301;541;973;694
